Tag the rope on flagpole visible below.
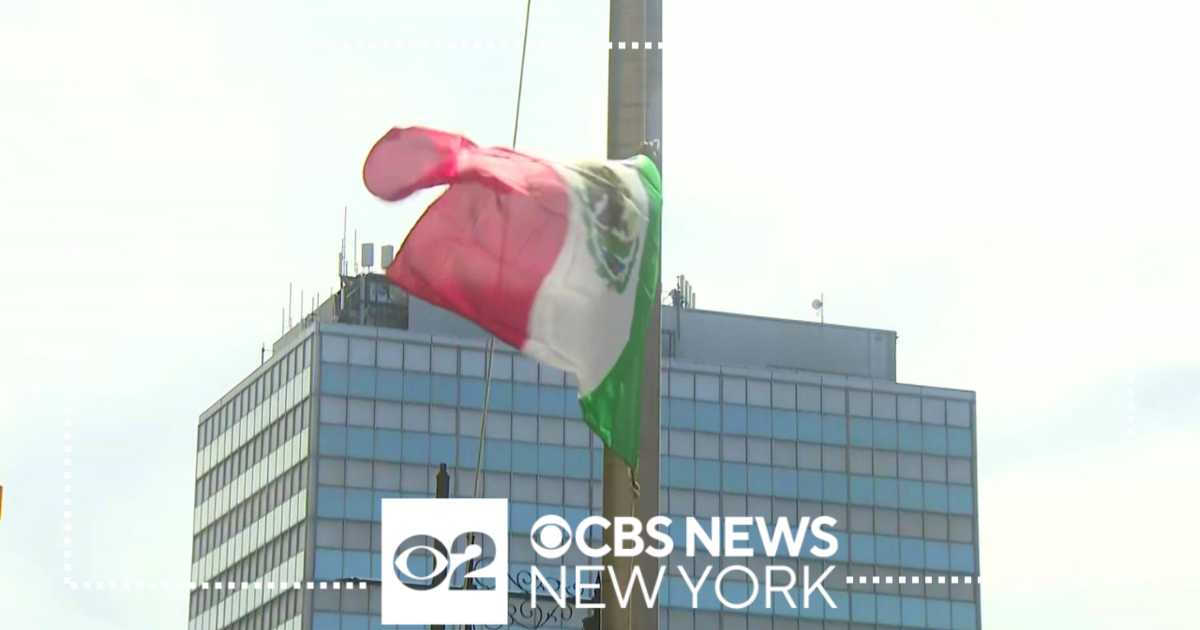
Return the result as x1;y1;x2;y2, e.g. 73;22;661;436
470;0;533;506
461;2;535;611
469;335;496;501
512;0;533;149
628;463;640;630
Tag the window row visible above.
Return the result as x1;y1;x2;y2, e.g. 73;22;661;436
658;491;975;544
193;462;308;562
311;613;413;630
665;401;972;457
666;432;973;485
204;590;301;630
317;429;604;480
315;483;601;526
190;522;306;617
200;337;314;451
196;403;311;506
313;460;605;515
197;375;312;483
311;458;973;527
316;460;516;500
315;485;501;523
320;365;585;420
321;334;973;428
318;398;597;448
316;369;972;460
665;372;972;427
661;459;973;515
315;548;380;583
321;335;566;387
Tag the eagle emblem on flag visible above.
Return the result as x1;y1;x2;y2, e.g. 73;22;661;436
577;162;642;294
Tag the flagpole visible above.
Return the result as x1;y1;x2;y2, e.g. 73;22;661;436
601;0;662;628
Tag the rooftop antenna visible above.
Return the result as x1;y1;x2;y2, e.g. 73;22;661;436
339;206;348;313
261;343;266;366
288;283;293;328
353;229;359;275
812;293;824;324
361;243;375;271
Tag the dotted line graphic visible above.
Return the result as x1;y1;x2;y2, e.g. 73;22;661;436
205;41;667;51
845;575;981;585
74;577;995;590
72;581;373;591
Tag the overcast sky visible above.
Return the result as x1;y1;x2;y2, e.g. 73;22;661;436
1;0;1198;628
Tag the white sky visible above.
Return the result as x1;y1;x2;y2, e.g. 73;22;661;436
1;0;1198;628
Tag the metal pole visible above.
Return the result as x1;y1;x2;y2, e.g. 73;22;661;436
603;0;661;629
432;463;451;630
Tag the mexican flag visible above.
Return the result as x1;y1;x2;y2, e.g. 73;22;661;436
362;127;661;468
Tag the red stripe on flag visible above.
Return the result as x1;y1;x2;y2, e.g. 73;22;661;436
363;127;471;201
364;128;570;349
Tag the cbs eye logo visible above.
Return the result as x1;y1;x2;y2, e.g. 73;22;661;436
393;532;497;589
530;515;576;558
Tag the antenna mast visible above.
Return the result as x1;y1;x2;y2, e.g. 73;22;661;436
340;207;348;313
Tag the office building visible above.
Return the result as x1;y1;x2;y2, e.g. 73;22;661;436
189;272;981;630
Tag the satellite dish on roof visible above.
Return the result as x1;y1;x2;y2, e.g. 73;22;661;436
812;299;823;310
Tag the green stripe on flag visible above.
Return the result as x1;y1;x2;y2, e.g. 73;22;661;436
578;155;662;469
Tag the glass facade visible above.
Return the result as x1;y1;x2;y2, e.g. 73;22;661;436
305;328;980;630
195;322;979;630
310;332;605;630
652;371;978;630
